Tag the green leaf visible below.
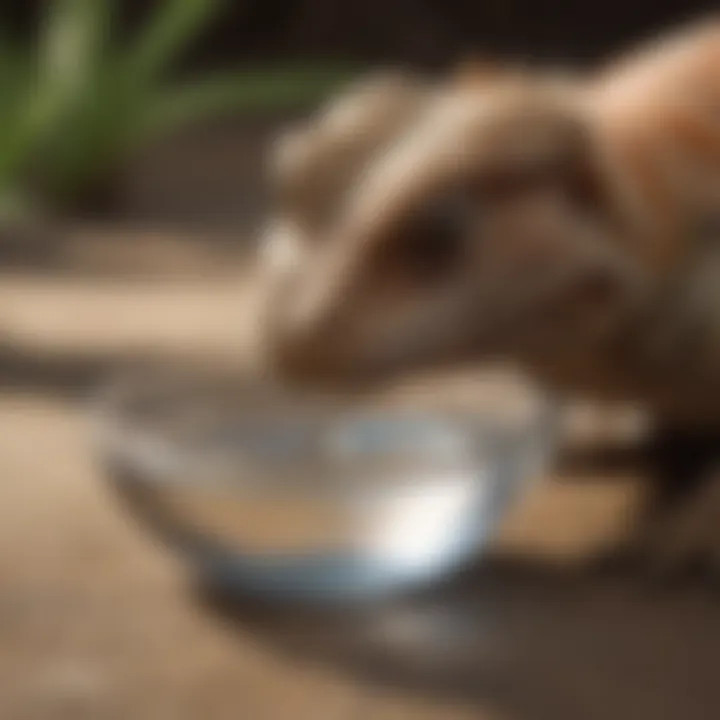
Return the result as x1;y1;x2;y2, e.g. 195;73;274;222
37;0;115;101
0;39;31;157
0;0;116;190
121;0;225;89
28;87;130;203
0;35;30;105
0;0;361;220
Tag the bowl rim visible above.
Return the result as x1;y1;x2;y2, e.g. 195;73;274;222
88;365;561;496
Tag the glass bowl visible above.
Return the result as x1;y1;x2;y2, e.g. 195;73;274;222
91;366;557;603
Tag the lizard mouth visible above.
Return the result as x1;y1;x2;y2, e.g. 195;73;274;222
263;247;637;391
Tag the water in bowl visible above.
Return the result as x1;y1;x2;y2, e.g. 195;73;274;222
96;367;556;602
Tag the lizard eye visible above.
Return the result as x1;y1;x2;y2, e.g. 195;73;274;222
395;190;473;280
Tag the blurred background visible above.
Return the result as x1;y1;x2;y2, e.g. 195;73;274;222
0;0;716;231
1;2;720;719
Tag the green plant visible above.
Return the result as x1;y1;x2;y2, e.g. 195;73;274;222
0;0;356;220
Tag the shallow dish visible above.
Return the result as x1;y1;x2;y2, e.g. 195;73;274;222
92;367;557;603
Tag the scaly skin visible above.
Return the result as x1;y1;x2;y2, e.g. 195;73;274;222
256;17;720;579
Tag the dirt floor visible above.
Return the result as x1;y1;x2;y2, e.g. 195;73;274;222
1;131;720;718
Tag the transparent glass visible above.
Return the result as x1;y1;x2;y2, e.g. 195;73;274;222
91;367;557;603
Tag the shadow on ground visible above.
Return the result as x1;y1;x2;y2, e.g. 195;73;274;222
197;556;720;720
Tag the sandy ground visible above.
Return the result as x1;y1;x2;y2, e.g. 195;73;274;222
1;230;720;720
